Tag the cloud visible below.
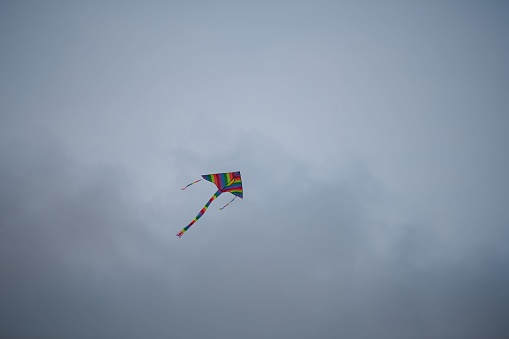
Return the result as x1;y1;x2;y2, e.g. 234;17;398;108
1;1;509;338
2;132;508;339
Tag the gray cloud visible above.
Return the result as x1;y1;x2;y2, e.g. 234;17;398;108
1;1;509;338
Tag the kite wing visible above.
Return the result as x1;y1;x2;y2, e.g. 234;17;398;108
177;171;243;238
201;171;243;198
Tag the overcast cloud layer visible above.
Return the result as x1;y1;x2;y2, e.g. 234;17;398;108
1;1;509;338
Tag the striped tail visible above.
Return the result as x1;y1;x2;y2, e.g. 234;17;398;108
177;190;222;238
180;179;202;190
219;196;237;210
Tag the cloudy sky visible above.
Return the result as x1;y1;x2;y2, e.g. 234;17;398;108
1;1;508;338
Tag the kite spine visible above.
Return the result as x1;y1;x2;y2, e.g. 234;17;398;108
177;190;222;238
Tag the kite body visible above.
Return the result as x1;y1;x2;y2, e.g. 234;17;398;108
177;171;243;238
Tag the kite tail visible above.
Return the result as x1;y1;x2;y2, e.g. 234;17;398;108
180;179;202;190
219;196;237;210
177;190;222;238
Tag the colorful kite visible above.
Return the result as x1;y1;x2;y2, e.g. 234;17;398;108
177;171;243;238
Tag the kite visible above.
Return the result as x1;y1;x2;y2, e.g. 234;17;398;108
177;171;243;238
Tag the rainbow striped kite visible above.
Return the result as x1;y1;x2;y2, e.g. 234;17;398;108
177;171;243;238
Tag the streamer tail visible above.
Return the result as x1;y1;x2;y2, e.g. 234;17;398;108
219;196;237;210
180;179;202;190
177;190;222;237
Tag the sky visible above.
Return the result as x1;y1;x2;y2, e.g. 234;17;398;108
1;1;508;338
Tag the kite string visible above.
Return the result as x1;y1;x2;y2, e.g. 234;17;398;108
180;179;202;190
219;196;237;210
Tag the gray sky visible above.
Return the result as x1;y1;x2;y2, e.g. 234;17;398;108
1;1;508;338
